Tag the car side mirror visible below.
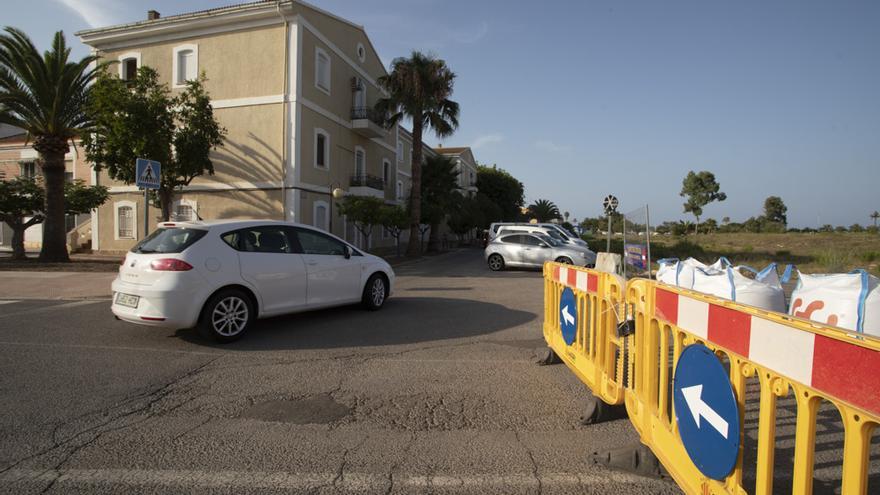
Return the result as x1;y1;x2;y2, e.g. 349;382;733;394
344;246;352;259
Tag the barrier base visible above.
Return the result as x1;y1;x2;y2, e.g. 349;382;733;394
580;395;627;425
535;346;562;366
591;443;668;479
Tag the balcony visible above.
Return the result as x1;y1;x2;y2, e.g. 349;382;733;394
350;107;387;138
349;174;385;199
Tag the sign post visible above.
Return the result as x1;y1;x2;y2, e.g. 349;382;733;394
673;343;741;481
135;158;161;238
602;195;618;252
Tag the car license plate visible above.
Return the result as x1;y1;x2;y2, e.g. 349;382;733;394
115;292;140;308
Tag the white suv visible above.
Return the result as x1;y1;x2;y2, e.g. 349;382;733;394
112;220;395;342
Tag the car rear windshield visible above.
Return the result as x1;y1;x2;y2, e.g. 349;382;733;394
131;228;208;254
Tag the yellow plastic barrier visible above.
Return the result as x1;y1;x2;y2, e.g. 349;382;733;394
623;279;880;495
542;262;627;406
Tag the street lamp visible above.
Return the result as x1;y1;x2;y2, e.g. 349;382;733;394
328;184;345;234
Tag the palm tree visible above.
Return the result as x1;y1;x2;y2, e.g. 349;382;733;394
420;155;459;252
528;199;561;223
871;211;879;228
0;28;101;261
376;52;459;256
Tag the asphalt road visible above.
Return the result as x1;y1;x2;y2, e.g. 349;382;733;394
0;248;679;494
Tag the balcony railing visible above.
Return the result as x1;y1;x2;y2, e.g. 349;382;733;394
350;106;385;126
350;174;384;190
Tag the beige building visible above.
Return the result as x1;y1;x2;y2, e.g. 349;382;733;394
74;1;477;253
435;147;479;197
0;125;94;251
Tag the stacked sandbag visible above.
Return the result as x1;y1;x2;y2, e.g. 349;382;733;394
657;257;787;313
789;270;880;337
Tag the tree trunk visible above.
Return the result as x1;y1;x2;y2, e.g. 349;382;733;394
9;219;27;261
35;139;70;262
427;222;441;252
159;187;173;222
405;117;423;256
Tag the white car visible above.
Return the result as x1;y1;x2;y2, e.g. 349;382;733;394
111;220;395;342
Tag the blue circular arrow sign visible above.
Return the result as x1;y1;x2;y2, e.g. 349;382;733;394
673;344;740;480
559;288;577;346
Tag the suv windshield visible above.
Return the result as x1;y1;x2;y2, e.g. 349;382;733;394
132;228;207;254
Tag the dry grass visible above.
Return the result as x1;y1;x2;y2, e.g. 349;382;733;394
648;232;880;275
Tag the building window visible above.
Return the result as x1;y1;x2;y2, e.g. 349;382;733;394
20;161;37;179
114;201;137;240
314;129;329;169
173;44;199;87
315;47;331;94
396;141;403;162
313;200;329;232
354;147;365;177
383;159;390;187
173;198;197;221
118;52;140;80
397;180;404;201
356;42;366;63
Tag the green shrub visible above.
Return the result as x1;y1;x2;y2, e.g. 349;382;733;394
816;250;852;272
775;250;791;258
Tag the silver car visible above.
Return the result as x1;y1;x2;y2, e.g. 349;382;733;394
485;233;596;271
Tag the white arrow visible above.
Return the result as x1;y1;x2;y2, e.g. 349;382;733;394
561;305;575;326
681;384;729;439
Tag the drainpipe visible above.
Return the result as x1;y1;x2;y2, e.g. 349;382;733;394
277;1;289;220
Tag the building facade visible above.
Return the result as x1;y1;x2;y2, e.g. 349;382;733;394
73;1;477;253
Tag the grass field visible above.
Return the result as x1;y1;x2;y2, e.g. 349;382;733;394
585;232;880;275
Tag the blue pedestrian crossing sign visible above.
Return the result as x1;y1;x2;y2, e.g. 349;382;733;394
135;158;161;189
559;287;577;345
673;344;740;481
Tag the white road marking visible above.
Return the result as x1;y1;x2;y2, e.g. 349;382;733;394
0;468;667;490
0;300;19;305
0;300;103;318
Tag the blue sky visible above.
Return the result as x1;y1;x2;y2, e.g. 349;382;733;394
8;0;879;227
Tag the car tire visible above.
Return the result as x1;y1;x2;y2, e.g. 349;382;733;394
362;273;388;311
198;288;254;343
556;257;573;265
488;254;505;271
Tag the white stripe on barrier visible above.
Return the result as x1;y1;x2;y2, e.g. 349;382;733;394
748;318;816;385
576;271;589;293
677;297;709;339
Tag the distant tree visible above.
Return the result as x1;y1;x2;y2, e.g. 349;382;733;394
867;225;879;235
375;52;459;256
475;164;524;221
419;155;459;252
819;224;834;233
850;224;865;233
337;196;384;251
84;67;226;222
702;218;718;233
834;225;848;233
680;170;727;233
763;196;788;225
378;204;408;257
447;193;477;243
743;216;763;233
871;211;880;228
564;211;570;222
0;177;108;260
561;221;575;232
0;28;103;261
722;216;730;224
528;199;561;222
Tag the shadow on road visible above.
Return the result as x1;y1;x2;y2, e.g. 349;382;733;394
175;296;537;351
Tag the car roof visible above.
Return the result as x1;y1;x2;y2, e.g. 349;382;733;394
157;219;314;231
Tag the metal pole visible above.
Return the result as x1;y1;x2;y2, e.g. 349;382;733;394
645;204;652;280
143;188;149;238
622;211;627;281
606;214;611;252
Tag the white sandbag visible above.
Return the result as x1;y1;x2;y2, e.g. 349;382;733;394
789;270;880;337
656;258;708;289
691;263;787;313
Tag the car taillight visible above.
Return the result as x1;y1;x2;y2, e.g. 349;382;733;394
150;259;193;271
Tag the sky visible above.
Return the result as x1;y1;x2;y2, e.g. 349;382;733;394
7;0;879;228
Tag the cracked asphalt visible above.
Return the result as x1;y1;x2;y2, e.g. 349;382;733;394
0;248;679;494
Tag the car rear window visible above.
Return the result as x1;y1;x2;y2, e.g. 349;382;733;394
131;228;207;254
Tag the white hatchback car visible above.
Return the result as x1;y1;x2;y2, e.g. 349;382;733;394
111;220;395;342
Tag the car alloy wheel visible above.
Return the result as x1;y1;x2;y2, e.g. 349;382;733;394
488;254;504;271
371;277;386;307
212;295;249;337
